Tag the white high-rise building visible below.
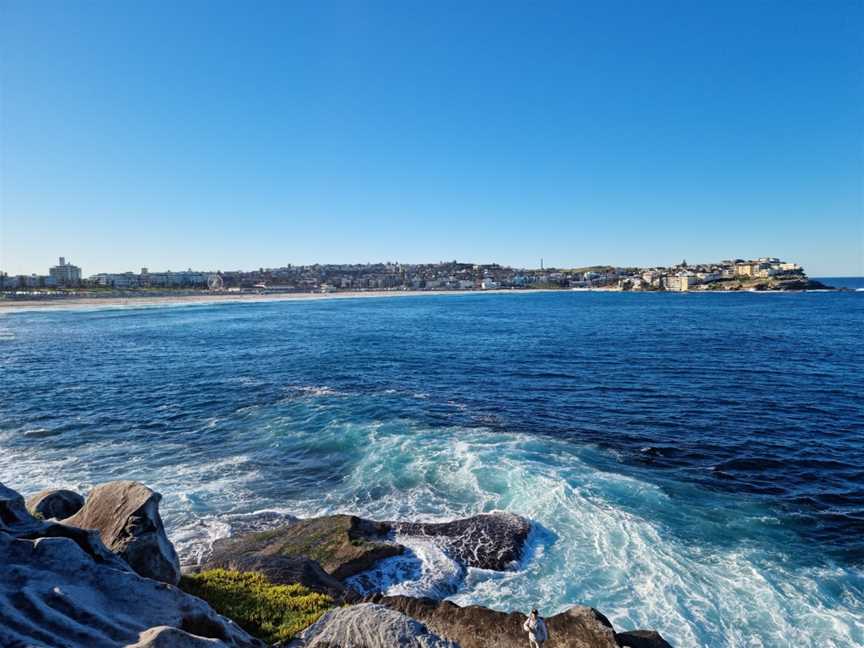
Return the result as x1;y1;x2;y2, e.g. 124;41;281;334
49;257;82;286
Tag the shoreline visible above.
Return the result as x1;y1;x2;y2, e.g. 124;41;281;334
0;284;849;313
0;288;580;313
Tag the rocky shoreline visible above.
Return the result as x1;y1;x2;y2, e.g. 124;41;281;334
1;480;673;647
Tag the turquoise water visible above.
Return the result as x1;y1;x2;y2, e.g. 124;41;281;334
1;291;862;646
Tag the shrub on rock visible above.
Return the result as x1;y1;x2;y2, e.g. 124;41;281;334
180;569;333;644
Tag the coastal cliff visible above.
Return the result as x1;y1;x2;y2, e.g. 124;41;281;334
2;480;672;648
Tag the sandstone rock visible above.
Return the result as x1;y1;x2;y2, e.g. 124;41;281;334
126;626;230;647
393;512;531;570
206;514;401;581
0;487;263;648
26;488;85;520
64;480;181;585
369;595;672;648
287;603;458;648
1;482;129;571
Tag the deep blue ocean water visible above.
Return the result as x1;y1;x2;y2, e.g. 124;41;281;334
816;276;864;290
1;290;862;647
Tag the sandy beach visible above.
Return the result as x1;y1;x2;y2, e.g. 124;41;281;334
0;288;588;313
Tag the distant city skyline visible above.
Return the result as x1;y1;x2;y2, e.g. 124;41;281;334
1;1;862;277
1;254;819;293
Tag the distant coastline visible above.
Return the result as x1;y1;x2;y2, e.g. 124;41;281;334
3;256;838;298
1;281;853;313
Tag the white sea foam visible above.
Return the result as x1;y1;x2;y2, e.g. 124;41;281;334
291;385;340;397
347;535;466;599
258;422;864;648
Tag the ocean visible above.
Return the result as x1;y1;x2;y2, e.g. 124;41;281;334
1;290;862;647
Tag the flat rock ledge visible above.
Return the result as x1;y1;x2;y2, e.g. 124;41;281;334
366;595;673;648
203;514;401;585
199;511;532;597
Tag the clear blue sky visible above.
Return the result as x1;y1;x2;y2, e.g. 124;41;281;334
1;0;861;276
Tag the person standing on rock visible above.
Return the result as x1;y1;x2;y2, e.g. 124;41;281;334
523;608;548;648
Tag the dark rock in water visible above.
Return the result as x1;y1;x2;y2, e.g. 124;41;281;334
616;630;674;648
26;488;85;520
64;480;181;585
286;603;457;648
777;278;832;290
393;512;532;570
0;482;262;648
192;553;351;600
206;514;402;581
126;625;231;647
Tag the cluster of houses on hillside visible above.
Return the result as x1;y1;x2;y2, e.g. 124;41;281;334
1;256;806;293
619;258;804;291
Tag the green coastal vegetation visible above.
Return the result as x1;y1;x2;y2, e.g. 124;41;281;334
179;569;334;643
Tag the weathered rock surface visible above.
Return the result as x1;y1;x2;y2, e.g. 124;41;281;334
126;626;230;647
205;514;402;581
392;512;531;570
203;510;532;599
1;482;129;571
64;480;182;585
2;481;54;535
26;488;85;520
0;482;263;648
287;603;458;648
369;595;672;648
